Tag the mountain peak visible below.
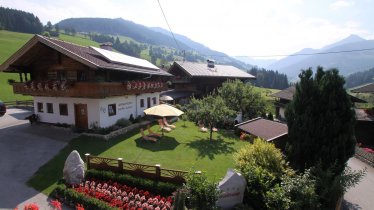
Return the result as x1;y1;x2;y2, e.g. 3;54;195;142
343;34;366;42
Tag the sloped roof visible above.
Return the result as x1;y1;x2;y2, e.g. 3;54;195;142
172;61;255;79
0;35;172;76
271;86;295;101
272;85;366;103
351;83;374;93
236;118;288;141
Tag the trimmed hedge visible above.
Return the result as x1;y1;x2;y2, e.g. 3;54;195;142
52;185;117;210
86;169;180;196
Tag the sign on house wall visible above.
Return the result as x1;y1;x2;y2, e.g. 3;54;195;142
216;168;246;209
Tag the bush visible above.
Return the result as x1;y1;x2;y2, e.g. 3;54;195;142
85;169;180;196
116;118;132;127
266;169;320;210
52;185;117;210
7;79;15;85
129;114;135;123
184;172;219;210
234;138;289;209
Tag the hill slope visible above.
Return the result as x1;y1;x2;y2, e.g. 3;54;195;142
58;18;252;70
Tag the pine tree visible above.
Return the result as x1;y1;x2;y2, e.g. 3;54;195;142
285;67;356;175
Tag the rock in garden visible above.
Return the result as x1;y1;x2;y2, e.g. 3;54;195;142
63;150;85;184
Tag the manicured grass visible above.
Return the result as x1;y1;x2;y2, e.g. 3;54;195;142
27;120;248;195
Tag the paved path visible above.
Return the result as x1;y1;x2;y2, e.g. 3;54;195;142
0;108;76;209
343;157;374;210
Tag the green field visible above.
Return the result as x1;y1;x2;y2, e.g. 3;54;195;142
0;30;100;102
28;121;248;195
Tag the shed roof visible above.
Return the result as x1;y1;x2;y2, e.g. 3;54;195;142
270;86;295;101
272;85;366;103
351;83;374;93
0;35;172;76
236;118;288;141
172;61;255;79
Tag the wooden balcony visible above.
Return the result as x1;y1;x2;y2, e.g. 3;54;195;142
13;81;168;98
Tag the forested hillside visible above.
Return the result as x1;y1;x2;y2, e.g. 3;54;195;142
248;67;289;89
345;67;374;88
0;7;43;34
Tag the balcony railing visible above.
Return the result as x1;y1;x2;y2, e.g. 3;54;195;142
13;80;167;98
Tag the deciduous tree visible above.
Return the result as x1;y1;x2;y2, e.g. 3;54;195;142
187;94;235;141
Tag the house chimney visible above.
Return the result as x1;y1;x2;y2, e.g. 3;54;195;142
207;59;215;68
99;42;113;51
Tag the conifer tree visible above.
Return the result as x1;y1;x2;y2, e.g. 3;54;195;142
285;67;356;175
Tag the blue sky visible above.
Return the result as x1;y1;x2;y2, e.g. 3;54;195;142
2;0;373;58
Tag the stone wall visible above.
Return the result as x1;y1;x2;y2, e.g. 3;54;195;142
82;121;150;140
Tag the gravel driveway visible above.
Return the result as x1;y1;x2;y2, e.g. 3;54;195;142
0;108;76;209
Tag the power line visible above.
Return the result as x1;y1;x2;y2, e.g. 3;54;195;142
157;0;182;51
204;47;374;58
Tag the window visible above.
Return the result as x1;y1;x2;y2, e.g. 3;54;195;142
152;97;157;105
47;103;53;113
108;104;116;116
140;99;144;108
59;104;68;116
37;102;43;112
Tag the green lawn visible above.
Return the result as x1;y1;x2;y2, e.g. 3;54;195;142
27;120;248;195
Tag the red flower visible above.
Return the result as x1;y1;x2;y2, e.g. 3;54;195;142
49;200;62;210
76;204;85;210
23;203;39;210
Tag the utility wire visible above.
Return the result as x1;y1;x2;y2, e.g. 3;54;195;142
157;0;182;51
205;47;374;58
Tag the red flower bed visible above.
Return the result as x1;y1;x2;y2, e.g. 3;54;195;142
73;179;173;210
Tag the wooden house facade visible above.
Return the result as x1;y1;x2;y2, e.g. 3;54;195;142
165;61;255;103
0;35;172;129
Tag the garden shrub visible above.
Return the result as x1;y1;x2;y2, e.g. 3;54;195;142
85;169;180;196
115;118;132;127
52;185;117;210
129;114;135;123
184;172;219;210
234;138;289;209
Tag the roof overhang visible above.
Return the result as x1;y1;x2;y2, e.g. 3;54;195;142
0;35;99;72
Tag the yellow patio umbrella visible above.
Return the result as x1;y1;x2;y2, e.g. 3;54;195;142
143;104;184;117
144;104;184;136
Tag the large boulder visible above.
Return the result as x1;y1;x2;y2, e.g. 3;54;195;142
63;150;85;184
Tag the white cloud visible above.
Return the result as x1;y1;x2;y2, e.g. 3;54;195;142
329;0;354;10
1;0;372;57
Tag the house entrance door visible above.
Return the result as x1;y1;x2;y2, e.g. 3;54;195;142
74;104;88;129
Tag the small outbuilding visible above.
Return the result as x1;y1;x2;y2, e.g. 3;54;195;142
236;117;288;150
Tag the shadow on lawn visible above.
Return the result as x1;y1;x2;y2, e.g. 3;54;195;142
135;136;180;151
186;136;235;160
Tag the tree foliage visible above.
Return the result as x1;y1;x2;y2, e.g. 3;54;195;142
345;67;374;88
285;67;356;175
249;67;289;89
0;7;43;34
184;171;219;210
234;138;290;209
187;94;235;140
218;80;267;119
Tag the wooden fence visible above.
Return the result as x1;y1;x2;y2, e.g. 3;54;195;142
355;147;374;167
85;154;188;184
4;100;33;108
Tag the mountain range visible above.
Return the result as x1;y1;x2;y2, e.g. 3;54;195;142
58;18;252;70
238;35;374;80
